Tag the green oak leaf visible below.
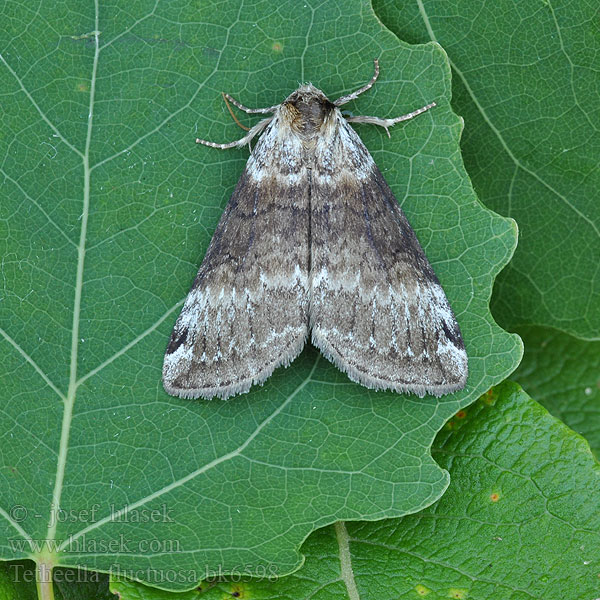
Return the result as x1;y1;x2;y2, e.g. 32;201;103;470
512;325;600;457
0;0;519;593
0;562;38;600
112;382;600;599
0;561;114;600
374;0;600;339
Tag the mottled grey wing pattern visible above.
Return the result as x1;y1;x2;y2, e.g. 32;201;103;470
163;119;310;399
310;113;467;396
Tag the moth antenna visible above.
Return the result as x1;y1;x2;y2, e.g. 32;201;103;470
334;58;380;106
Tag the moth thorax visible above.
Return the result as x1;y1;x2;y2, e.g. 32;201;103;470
284;85;334;136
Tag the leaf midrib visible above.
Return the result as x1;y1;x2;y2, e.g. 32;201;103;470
44;10;102;548
2;1;222;554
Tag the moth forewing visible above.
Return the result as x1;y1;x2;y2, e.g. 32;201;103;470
163;120;310;400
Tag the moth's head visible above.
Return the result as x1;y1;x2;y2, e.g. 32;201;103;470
282;84;336;134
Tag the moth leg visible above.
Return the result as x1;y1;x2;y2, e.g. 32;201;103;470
334;58;380;106
222;93;278;114
346;102;436;137
196;116;273;149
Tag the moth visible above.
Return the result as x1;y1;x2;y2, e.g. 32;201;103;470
163;60;468;400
